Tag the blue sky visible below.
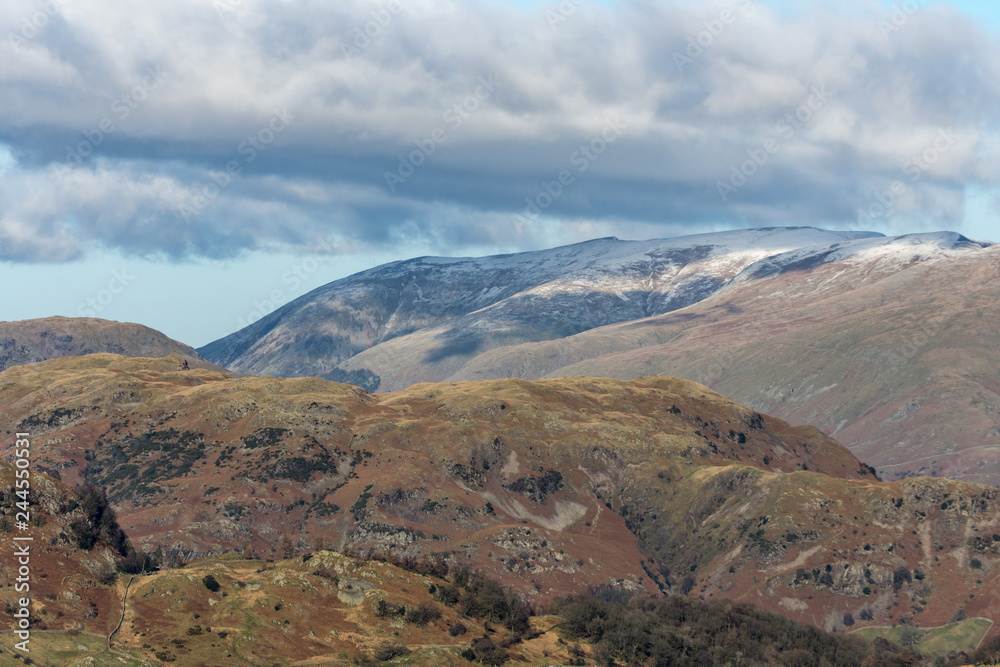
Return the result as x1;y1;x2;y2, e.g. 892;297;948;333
1;0;998;346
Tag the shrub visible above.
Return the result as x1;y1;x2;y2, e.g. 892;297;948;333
555;592;896;666
405;602;442;627
469;635;508;666
892;567;912;591
453;571;531;635
202;575;221;592
372;640;409;661
313;566;339;584
374;598;405;618
900;625;920;647
117;547;163;575
971;633;1000;666
434;584;461;606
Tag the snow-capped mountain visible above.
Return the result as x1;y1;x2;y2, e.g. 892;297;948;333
199;227;987;387
198;227;885;381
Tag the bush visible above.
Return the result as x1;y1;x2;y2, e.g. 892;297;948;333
555;593;916;666
469;635;508;666
434;584;461;606
892;567;913;591
970;634;1000;666
202;575;221;592
372;641;409;661
117;547;163;575
900;625;920;647
313;566;339;584
451;570;531;635
71;485;132;556
374;598;405;618
404;602;442;627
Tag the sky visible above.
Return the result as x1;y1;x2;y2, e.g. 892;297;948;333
1;0;998;346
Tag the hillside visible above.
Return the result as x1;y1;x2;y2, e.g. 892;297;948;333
450;237;1000;485
196;228;999;486
0;465;985;665
0;545;926;666
0;317;212;373
3;354;1000;646
197;227;882;384
0;461;140;645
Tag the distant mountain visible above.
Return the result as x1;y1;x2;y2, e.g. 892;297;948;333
197;227;882;386
5;353;1000;644
199;227;998;484
0;316;217;372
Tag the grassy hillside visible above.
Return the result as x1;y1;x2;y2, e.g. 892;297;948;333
2;354;999;650
0;547;941;666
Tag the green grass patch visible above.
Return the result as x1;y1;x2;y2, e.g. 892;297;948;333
852;617;993;657
0;630;148;666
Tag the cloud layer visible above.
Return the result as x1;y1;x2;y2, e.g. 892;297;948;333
1;0;998;262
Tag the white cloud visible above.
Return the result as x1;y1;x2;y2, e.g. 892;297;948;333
1;0;998;261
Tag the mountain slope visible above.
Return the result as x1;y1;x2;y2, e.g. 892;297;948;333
0;461;135;640
5;354;1000;641
1;547;915;666
197;227;881;383
0;316;211;372
197;228;999;484
448;235;1000;484
341;231;990;391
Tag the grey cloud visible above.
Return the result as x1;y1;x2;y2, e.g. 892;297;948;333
0;0;998;262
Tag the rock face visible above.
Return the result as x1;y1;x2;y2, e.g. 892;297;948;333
201;228;999;485
0;316;208;372
5;353;1000;639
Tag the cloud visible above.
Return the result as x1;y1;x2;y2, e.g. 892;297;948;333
1;0;998;262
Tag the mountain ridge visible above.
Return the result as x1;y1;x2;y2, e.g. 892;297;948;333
197;227;888;378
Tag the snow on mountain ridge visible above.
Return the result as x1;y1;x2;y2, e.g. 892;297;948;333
199;227;982;380
731;231;991;287
335;227;883;287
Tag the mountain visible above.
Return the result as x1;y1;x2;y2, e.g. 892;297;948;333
448;233;1000;485
199;228;999;485
196;227;882;385
0;316;212;372
5;353;1000;646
